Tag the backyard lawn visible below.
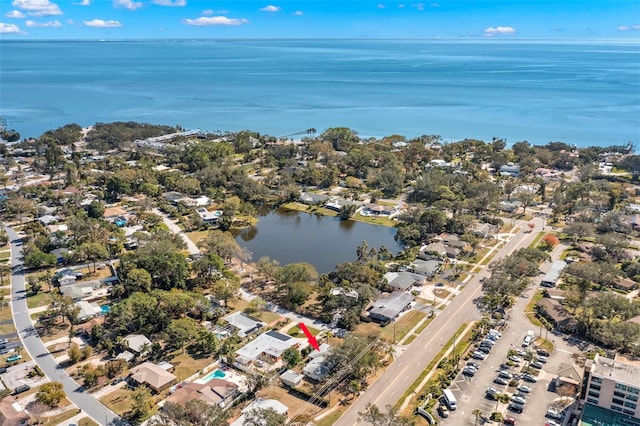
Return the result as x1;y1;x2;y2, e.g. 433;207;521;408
27;291;53;309
100;388;133;416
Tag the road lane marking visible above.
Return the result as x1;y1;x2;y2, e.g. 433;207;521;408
372;364;410;404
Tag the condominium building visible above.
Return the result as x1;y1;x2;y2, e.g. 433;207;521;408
580;354;640;423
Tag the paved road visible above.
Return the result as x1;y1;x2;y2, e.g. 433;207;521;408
151;208;201;255
4;225;123;426
335;218;544;425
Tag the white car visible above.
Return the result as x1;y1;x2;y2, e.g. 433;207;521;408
517;384;531;393
472;351;487;360
508;355;522;363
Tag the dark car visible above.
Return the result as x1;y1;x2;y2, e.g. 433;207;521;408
504;417;517;425
531;361;544;369
14;384;30;394
0;367;7;374
462;367;476;377
467;361;480;370
537;349;550;357
508;403;523;414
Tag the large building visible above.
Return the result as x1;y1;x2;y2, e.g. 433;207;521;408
580;354;640;423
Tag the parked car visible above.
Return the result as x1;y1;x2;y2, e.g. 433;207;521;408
523;373;538;383
537;355;548;363
478;346;491;355
0;338;8;344
504;418;517;425
508;355;522;363
499;370;514;379
6;355;22;363
546;407;563;420
472;351;486;360
0;367;7;374
482;339;495;346
537;349;551;357
494;377;509;385
486;387;499;398
462;367;476;377
508;403;523;414
489;330;502;339
438;404;449;418
14;384;30;395
467;361;480;370
511;395;527;405
531;361;544;369
517;385;532;393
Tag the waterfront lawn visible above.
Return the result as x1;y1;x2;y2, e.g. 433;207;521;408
185;230;210;246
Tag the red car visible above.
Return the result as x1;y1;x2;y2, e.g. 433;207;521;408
504;418;516;425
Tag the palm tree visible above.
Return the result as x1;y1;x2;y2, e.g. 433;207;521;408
473;408;482;426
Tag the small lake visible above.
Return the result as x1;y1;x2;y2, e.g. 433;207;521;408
234;209;403;274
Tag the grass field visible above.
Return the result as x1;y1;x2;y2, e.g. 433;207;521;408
524;290;545;327
27;291;53;309
100;388;132;416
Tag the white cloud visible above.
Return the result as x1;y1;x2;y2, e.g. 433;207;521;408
75;0;91;5
483;26;516;36
83;18;122;27
183;16;248;26
617;24;640;31
6;10;26;18
0;22;21;33
113;0;143;10
11;0;62;16
25;19;61;27
260;5;280;12
152;0;186;6
377;4;385;9
412;2;424;10
293;10;303;16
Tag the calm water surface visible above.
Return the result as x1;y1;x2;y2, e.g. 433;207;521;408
1;39;638;146
234;209;402;273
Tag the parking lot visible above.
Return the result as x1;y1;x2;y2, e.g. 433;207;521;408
438;327;574;425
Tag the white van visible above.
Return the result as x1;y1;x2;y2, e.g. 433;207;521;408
522;335;533;347
443;389;457;411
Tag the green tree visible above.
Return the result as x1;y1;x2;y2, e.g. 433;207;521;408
243;408;288;426
87;200;105;219
286;281;311;308
166;317;199;353
282;347;302;368
35;381;66;408
150;400;230;426
76;242;109;273
196;329;220;355
130;386;154;421
358;403;415;426
68;343;82;364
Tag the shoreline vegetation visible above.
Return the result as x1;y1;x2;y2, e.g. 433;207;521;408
280;202;398;228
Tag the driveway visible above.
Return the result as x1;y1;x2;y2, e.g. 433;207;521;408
4;225;124;426
151;208;201;255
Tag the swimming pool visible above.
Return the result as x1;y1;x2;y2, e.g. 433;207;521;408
197;368;226;384
100;305;111;314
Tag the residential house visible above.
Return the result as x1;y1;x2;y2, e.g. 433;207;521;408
49;247;69;264
231;398;288;426
359;202;405;218
536;298;577;332
183;195;210;207
38;214;59;226
223;312;265;338
124;334;152;355
299;192;331;205
427;159;452;168
541;261;567;288
420;242;447;258
368;291;415;323
554;363;583;389
614;277;638;292
234;330;301;367
103;206;128;222
164;377;239;408
409;259;442;278
499;162;521;177
383;271;425;292
162;191;186;205
75;301;102;322
280;370;304;388
129;362;176;393
0;398;29;426
499;200;522;213
325;198;361;212
545;288;567;301
303;343;332;382
60;280;105;302
196;208;222;225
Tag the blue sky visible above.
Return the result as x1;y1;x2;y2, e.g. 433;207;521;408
1;0;639;39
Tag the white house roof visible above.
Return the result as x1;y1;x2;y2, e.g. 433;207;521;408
235;330;299;363
231;398;288;426
223;312;264;338
125;334;152;353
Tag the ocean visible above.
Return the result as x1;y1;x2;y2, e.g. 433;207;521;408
0;39;639;147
